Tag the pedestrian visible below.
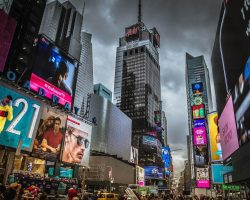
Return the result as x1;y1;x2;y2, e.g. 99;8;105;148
68;188;78;200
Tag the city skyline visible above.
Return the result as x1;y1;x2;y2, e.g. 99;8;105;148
83;0;222;173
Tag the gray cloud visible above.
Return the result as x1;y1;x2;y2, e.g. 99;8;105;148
83;0;222;173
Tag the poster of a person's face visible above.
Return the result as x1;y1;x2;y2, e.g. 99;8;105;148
32;107;67;160
62;116;92;167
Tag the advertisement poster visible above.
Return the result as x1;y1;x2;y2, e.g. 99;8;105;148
0;10;16;72
30;36;77;108
208;112;223;162
136;166;145;186
130;146;138;165
193;127;207;145
62;115;92;167
211;164;233;184
144;166;163;179
194;146;208;167
32;107;67;160
192;82;203;94
218;96;239;160
0;85;41;151
192;104;205;119
196;167;209;188
193;119;206;128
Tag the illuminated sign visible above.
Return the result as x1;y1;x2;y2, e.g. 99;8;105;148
196;167;209;188
0;85;41;151
30;36;77;109
211;164;232;184
144;166;163;179
208;112;223;162
192;82;203;94
194;146;208;167
192;104;205;119
194;96;203;105
193;127;207;145
193;119;206;128
162;147;171;175
125;24;140;40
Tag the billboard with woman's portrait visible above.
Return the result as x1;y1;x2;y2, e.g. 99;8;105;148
61;115;92;167
32;106;67;161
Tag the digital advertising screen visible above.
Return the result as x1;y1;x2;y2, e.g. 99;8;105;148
136;166;145;186
62;115;92;167
125;23;140;41
144;166;163;179
0;10;16;72
0;84;42;151
208;112;223;162
232;59;250;146
59;167;73;178
32;107;67;161
211;164;233;184
130;146;138;165
162;147;170;167
194;146;208;167
30;36;77;109
196;167;209;188
193;119;206;128
192;82;203;94
193;127;207;146
218;96;239;160
192;104;205;119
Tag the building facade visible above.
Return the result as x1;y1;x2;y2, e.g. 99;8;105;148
94;83;112;102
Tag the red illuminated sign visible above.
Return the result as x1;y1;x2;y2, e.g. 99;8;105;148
125;24;140;39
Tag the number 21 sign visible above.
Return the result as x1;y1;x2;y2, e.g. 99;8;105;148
0;85;41;151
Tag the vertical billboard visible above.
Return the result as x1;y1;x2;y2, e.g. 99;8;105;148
62;115;92;167
0;10;16;72
194;146;208;167
218;96;239;160
32;107;67;160
196;167;209;188
136;166;145;186
193;127;207;145
30;36;77;109
208;112;223;162
162;147;171;175
130;146;138;165
192;104;205;119
211;164;233;184
0;85;42;151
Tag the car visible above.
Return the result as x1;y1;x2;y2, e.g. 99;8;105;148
98;193;117;200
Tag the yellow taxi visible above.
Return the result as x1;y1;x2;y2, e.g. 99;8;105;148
97;193;117;200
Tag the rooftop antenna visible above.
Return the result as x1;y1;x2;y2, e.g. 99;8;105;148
138;0;142;23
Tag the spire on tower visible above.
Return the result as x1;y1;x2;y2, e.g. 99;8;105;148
138;0;142;23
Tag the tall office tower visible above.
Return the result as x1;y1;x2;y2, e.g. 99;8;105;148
161;111;168;147
39;0;84;61
3;0;46;82
94;83;112;102
113;0;161;166
74;31;93;117
185;53;213;193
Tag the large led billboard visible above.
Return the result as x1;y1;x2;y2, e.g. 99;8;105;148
30;36;77;109
162;147;171;175
211;164;233;184
196;167;209;188
193;127;207;146
194;146;208;167
0;10;16;72
218;96;239;160
193;119;206;128
0;84;42;151
233;58;250;146
136;166;145;186
192;104;205;119
144;166;163;179
192;82;203;94
32;107;67;161
143;135;162;157
208;112;223;162
125;24;140;41
62;115;92;167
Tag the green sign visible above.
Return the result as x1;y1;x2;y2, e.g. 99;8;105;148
222;184;240;191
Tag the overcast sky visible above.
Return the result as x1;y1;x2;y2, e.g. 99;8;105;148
83;0;222;175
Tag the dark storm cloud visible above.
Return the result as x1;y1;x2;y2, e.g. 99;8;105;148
83;0;222;173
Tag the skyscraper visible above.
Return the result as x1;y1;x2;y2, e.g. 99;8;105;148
113;0;162;166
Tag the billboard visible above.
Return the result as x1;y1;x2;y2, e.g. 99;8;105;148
125;24;140;41
32;107;67;160
62;115;92;167
192;82;203;94
194;146;208;167
0;85;42;151
196;167;209;188
193;119;206;128
30;36;77;109
136;166;145;186
208;112;223;162
218;96;239;160
144;166;163;179
193;127;207;145
162;147;171;175
233;59;250;146
143;136;162;156
192;104;205;119
0;10;16;72
211;164;233;184
130;146;138;165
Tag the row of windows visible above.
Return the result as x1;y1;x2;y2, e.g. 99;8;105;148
124;47;145;57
